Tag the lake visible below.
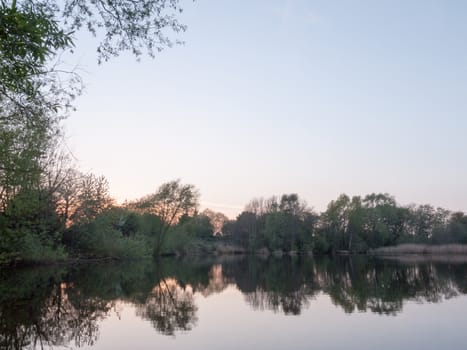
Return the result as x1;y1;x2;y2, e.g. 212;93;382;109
1;255;466;349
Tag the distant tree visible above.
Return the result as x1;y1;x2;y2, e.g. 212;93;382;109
179;213;214;241
132;180;199;255
230;211;259;249
245;197;267;216
440;212;467;244
320;194;351;252
234;193;314;252
263;194;311;251
279;194;308;218
54;168;81;226
71;173;114;224
405;204;450;241
361;193;405;248
264;212;289;251
201;209;228;235
346;196;364;252
362;193;396;208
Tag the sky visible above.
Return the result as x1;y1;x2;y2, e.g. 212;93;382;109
63;0;467;217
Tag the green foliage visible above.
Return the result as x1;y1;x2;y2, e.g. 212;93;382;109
224;194;315;253
1;1;78;266
312;234;331;255
64;206;214;259
182;215;214;241
228;211;261;250
162;226;192;255
16;230;67;263
62;0;187;63
431;212;467;245
69;173;114;224
264;212;289;251
0;188;67;265
225;192;467;255
161;214;215;255
138;212;163;237
70;226;150;260
1;0;190;265
0;226;68;265
129;180;200;255
66;208;152;259
0;0;74;97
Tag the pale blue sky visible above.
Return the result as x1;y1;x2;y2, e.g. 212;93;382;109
64;0;467;217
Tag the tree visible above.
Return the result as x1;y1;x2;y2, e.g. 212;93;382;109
360;193;402;248
224;211;257;249
1;0;188;203
1;1;80;264
320;194;351;252
279;194;308;218
70;173;114;224
406;204;448;241
201;209;228;235
1;0;189;166
0;0;77;103
1;0;188;88
233;193;314;252
346;196;364;252
132;180;199;254
1;0;190;264
54;168;81;227
62;0;187;63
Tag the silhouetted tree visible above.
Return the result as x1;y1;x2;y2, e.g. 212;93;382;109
131;180;199;255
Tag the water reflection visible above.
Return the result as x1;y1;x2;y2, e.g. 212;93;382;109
136;278;197;335
0;267;114;349
0;256;466;348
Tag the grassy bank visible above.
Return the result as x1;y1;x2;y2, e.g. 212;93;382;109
369;244;467;256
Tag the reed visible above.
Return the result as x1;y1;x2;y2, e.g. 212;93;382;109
369;244;467;255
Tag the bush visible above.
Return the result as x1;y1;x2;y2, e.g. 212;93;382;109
0;227;67;266
67;209;152;259
20;231;68;263
139;213;163;237
312;235;331;255
72;224;151;259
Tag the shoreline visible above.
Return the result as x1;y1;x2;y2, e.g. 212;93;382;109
3;243;467;269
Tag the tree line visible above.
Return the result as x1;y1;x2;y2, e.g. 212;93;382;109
2;163;467;265
223;192;467;254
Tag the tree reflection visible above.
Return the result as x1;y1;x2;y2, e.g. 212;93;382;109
245;285;315;315
136;278;197;336
314;256;465;315
198;264;231;297
0;268;107;349
0;256;466;349
223;257;319;315
220;255;467;316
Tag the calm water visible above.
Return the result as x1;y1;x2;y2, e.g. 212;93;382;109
1;255;466;350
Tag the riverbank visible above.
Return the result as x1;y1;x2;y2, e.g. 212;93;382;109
4;242;467;269
368;243;467;256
